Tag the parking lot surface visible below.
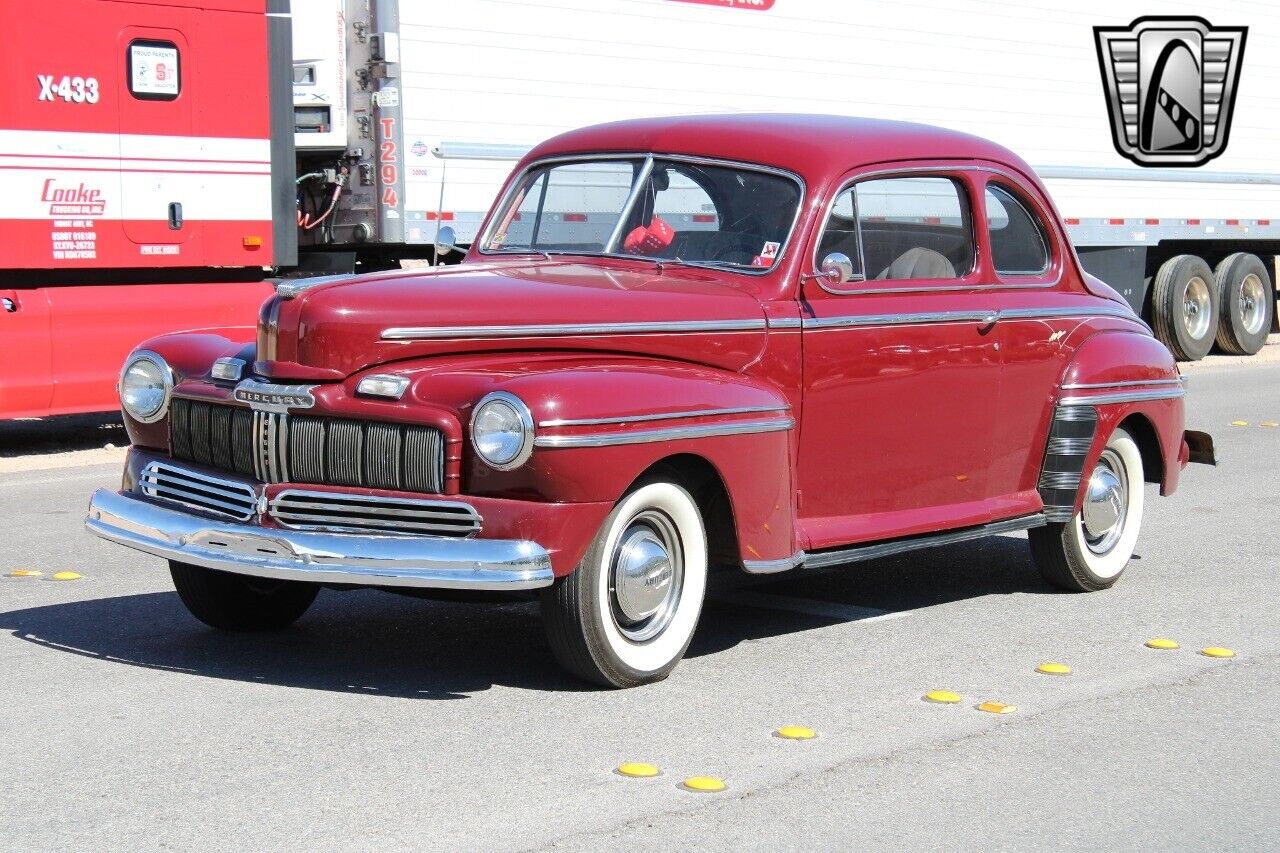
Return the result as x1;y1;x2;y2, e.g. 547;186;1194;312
2;358;1277;850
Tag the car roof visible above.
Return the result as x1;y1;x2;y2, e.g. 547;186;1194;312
523;113;1036;187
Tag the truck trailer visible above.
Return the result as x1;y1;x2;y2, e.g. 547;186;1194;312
3;0;1277;420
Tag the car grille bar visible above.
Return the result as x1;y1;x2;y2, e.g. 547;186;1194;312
269;490;481;537
170;398;445;493
139;460;258;521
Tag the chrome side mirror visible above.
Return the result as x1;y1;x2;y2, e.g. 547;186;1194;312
820;252;855;284
435;225;459;258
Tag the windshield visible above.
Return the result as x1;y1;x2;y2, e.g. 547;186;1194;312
482;156;803;271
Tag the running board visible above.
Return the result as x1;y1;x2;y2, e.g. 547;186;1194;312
801;514;1047;571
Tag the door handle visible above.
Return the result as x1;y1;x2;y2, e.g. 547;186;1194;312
977;310;1000;332
2;297;16;313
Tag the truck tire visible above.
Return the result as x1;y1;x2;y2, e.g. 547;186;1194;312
1150;254;1217;361
1029;427;1144;592
169;561;319;630
540;479;708;688
1213;252;1274;355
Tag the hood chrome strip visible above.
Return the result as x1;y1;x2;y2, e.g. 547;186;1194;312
539;404;789;428
382;318;767;340
534;417;793;448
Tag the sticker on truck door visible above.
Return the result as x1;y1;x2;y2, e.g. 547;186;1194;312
127;40;181;100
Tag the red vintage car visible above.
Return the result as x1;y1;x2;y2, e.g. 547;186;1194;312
87;115;1214;687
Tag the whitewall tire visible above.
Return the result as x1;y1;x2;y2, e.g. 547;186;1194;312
1030;427;1145;592
541;479;708;688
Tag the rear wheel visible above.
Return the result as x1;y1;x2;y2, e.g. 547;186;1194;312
1213;252;1274;355
1150;254;1217;361
169;561;319;630
541;479;708;688
1030;427;1145;592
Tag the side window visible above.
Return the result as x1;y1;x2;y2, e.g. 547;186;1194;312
816;176;974;283
985;184;1051;276
855;177;973;280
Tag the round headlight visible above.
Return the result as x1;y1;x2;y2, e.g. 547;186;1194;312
470;391;534;470
119;351;172;423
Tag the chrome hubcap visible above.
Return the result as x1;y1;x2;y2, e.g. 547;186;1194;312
1082;449;1128;554
1239;273;1267;336
610;510;683;642
1182;276;1212;340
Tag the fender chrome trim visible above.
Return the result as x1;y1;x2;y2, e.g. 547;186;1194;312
533;417;794;448
1059;378;1182;390
85;489;553;591
382;318;767;340
538;404;789;428
800;304;1143;331
1058;387;1186;406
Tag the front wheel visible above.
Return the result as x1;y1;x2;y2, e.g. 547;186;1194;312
1030;427;1145;592
541;479;708;688
169;561;319;630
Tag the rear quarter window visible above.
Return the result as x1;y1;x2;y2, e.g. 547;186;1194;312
985;184;1051;276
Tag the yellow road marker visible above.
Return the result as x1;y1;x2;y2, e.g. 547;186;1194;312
1145;638;1180;650
775;725;817;740
1231;420;1249;427
924;690;963;704
7;569;42;577
51;571;82;581
681;776;726;793
976;701;1017;714
1262;420;1278;428
615;763;660;778
1200;647;1236;658
1036;662;1072;676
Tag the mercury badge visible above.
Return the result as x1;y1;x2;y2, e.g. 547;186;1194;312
1094;17;1247;167
233;379;316;412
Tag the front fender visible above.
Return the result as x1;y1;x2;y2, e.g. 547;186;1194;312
387;353;798;567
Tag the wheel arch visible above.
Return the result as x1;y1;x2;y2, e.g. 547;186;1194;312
1117;412;1164;486
631;453;741;571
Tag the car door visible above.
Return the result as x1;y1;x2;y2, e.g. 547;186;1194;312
977;171;1084;517
796;166;1002;550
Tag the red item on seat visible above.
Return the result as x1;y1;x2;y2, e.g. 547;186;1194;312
623;216;675;255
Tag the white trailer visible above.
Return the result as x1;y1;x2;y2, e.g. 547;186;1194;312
287;0;1280;359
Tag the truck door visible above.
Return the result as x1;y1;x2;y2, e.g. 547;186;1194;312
0;289;53;418
117;19;195;254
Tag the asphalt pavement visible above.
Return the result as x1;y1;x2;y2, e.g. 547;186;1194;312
1;359;1277;851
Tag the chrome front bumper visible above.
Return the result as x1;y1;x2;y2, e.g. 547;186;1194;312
85;489;554;590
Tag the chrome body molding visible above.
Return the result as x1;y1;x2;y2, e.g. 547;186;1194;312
1059;378;1182;390
382;318;767;341
85;489;553;591
765;316;804;329
538;404;789;428
802;514;1047;570
741;551;806;574
534;417;794;449
1038;404;1098;522
1058;387;1186;406
233;378;317;413
800;304;1142;331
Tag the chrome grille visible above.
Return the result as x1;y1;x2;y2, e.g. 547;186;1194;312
140;461;257;521
169;398;445;493
269;490;481;537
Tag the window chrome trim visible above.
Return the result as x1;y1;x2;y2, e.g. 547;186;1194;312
1058;387;1186;406
809;164;1065;296
476;151;807;277
604;155;655;253
538;404;789;428
382;318;767;341
984;182;1053;277
533;417;794;449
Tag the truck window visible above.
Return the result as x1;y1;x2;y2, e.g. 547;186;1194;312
985;184;1051;276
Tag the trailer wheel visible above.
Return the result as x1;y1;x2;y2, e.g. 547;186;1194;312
1150;255;1217;361
1213;253;1274;355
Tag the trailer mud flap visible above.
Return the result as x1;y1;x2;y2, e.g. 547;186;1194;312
1184;430;1217;466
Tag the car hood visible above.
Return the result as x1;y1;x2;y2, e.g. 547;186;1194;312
256;260;770;380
